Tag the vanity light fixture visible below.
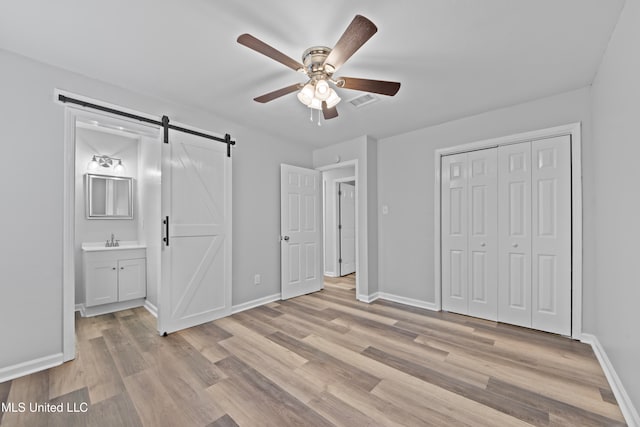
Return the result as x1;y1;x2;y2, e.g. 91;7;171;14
87;155;125;173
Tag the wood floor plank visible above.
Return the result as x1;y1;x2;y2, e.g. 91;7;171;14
306;391;387;427
2;275;627;426
218;335;321;403
214;356;334;427
102;327;149;378
86;392;143;427
444;349;625;420
47;387;91;427
372;378;532;427
215;317;309;369
486;377;626;426
1;370;49;427
362;346;549;424
122;370;189;427
79;336;126;404
47;350;86;400
266;331;381;392
207;414;240;427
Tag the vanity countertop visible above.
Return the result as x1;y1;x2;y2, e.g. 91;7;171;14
82;241;147;252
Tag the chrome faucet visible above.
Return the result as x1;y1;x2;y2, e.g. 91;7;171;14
105;233;118;247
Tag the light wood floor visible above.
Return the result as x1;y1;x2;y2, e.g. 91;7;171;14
1;275;626;426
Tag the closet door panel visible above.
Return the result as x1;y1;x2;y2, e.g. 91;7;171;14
467;149;498;321
498;142;532;328
441;153;469;314
531;136;571;335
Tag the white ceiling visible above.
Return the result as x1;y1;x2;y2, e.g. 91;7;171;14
0;0;624;147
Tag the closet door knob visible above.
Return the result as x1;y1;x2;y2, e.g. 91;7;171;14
512;243;519;248
480;242;486;247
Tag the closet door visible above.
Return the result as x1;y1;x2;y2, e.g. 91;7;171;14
441;153;469;314
531;136;571;335
498;142;532;328
467;149;498;321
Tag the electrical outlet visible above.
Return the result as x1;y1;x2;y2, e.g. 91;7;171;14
254;274;261;285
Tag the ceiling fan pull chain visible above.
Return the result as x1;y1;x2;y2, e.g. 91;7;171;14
318;111;322;126
310;108;313;122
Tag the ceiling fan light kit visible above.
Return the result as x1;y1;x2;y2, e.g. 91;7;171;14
237;14;401;121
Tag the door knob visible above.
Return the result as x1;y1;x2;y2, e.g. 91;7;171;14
512;243;519;248
282;235;290;241
480;242;486;247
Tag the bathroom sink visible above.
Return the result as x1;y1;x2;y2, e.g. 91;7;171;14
82;241;147;252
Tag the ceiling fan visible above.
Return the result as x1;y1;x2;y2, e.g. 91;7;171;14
237;15;401;120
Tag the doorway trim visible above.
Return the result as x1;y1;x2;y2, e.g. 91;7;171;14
60;89;162;361
433;123;582;339
317;160;359;298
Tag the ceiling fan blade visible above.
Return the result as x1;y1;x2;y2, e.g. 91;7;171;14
237;34;304;72
254;83;302;103
323;15;378;72
322;101;339;120
339;77;401;96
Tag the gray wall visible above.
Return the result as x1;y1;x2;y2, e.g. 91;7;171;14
0;49;313;371
377;87;591;306
590;0;640;409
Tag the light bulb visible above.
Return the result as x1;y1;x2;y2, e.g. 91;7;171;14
87;155;99;170
315;80;330;101
325;89;341;108
309;97;322;110
297;83;315;106
113;160;124;174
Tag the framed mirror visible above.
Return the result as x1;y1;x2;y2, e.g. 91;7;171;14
86;173;133;219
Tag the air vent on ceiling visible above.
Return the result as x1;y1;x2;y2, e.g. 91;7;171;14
348;93;378;108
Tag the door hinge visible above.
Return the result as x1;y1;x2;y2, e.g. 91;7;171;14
338;224;342;230
338;190;342;196
339;258;342;263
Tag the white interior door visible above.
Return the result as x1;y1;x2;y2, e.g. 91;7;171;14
281;164;322;300
339;183;356;276
531;136;571;335
159;129;231;335
498;141;532;328
441;153;469;314
467;149;498;321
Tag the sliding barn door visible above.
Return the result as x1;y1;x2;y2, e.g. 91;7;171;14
159;129;231;335
281;164;323;300
531;136;571;335
497;141;533;328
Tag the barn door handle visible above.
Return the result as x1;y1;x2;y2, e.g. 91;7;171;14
163;216;170;246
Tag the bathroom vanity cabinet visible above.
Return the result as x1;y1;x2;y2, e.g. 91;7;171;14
83;247;146;311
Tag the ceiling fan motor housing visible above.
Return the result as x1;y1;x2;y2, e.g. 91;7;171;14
302;46;333;78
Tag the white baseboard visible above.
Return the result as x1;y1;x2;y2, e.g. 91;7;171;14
144;300;158;318
376;292;439;311
357;292;380;303
82;298;145;317
232;293;281;314
75;304;86;317
581;333;640;427
0;353;63;383
324;271;338;278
